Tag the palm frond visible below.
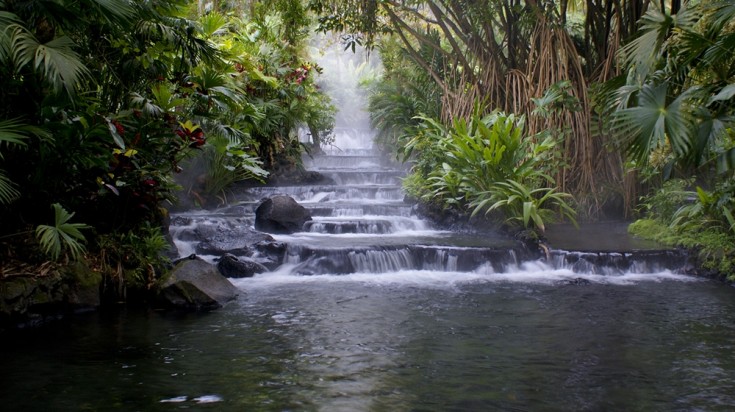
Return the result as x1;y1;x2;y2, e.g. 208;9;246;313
708;0;735;28
199;12;230;39
0;118;31;150
10;27;89;96
0;11;19;60
0;170;19;204
619;7;673;83
35;203;90;261
615;82;695;161
0;117;49;204
79;0;135;25
702;32;735;76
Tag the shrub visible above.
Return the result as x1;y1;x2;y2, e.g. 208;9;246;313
406;110;576;233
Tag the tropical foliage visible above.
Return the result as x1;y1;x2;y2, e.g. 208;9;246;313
0;0;335;298
310;0;638;213
35;204;91;262
320;1;733;249
629;179;735;280
404;110;576;234
603;1;735;269
609;1;735;174
2;0;734;289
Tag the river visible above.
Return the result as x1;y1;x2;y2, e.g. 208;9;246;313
1;130;734;411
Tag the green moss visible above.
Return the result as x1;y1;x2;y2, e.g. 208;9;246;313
65;261;102;288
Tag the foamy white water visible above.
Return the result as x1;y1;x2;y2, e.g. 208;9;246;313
232;263;699;290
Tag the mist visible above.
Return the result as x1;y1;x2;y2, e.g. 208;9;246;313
309;34;383;152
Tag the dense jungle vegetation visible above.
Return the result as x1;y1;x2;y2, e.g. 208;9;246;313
1;0;733;297
314;0;735;279
0;0;336;297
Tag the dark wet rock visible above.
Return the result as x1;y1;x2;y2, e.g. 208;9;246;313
193;222;275;256
267;169;335;186
564;277;591;285
159;259;239;310
216;253;268;278
255;195;312;234
249;240;287;270
171;215;193;226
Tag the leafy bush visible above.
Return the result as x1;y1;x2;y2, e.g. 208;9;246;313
471;181;576;234
197;135;269;205
630;178;735;280
636;178;694;223
97;224;172;292
406;110;576;233
0;1;336;303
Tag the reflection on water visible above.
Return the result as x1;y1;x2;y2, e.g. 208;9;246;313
2;276;735;411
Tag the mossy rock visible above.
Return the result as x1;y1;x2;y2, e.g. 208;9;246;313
0;261;103;328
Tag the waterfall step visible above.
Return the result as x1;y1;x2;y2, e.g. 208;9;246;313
279;243;689;277
549;249;690;275
319;170;404;185
170;128;693;279
284;244;526;275
303;155;390;170
238;185;405;202
303;217;427;234
271;231;520;249
306;202;414;217
172;201;415;219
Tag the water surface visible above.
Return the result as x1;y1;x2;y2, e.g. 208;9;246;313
2;273;734;411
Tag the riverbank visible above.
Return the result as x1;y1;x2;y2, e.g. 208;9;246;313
628;218;735;283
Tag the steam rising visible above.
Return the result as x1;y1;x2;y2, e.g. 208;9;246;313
311;34;383;152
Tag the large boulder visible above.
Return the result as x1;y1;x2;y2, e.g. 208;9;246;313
255;195;312;234
159;258;239;310
216;253;268;278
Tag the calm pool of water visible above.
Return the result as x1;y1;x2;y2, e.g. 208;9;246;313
1;273;734;411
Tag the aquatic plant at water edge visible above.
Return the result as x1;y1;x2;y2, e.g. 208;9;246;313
198;135;269;204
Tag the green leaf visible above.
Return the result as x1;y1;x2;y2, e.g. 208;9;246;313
10;27;90;96
616;82;694;161
0;170;20;204
523;201;532;227
620;8;674;82
107;120;125;150
35;203;90;261
722;207;735;234
716;147;735;173
709;84;735;103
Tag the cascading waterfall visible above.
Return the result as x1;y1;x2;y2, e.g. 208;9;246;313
169;129;693;281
